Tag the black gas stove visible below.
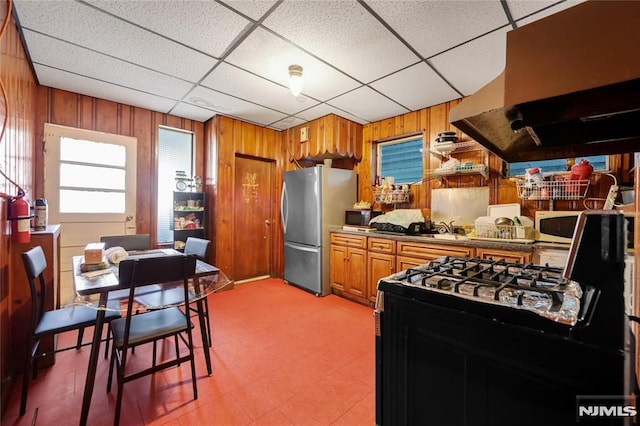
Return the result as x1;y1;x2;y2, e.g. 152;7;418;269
375;211;637;426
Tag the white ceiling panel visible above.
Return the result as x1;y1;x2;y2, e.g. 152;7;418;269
23;30;194;101
224;27;361;101
430;28;509;96
200;63;319;115
269;116;308;131
170;102;218;122
262;0;419;83
33;64;178;113
221;0;279;21
186;86;288;126
85;0;251;58
507;0;586;21
370;62;460;112
514;0;587;26
13;0;602;128
365;0;509;59
13;0;218;82
328;87;409;123
295;104;368;125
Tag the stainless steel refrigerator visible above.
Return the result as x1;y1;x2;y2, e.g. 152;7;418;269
281;165;357;296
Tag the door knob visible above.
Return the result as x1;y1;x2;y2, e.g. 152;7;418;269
265;220;271;225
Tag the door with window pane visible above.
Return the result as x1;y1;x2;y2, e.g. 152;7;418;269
44;123;137;303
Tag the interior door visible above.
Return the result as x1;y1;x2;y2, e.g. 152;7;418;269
234;156;273;282
44;123;137;303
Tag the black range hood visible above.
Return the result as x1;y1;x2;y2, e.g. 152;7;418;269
449;1;640;162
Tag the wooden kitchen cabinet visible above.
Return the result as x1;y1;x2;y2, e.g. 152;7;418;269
396;241;474;270
9;225;61;371
476;247;531;264
287;114;362;161
330;234;368;303
367;238;396;304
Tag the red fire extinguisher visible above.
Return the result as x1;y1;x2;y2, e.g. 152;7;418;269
8;190;31;244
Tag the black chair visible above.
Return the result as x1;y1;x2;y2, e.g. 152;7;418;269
107;254;198;426
19;246;121;415
99;234;151;251
134;237;213;347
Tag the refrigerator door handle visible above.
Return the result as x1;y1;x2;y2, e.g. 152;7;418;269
280;181;288;232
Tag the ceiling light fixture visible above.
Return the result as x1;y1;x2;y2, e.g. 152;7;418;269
288;65;303;97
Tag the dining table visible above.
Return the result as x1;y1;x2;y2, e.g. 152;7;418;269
70;248;230;426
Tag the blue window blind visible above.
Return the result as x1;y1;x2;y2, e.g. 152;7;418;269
508;155;607;177
378;138;423;184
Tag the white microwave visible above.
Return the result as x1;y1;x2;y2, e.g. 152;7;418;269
534;211;581;243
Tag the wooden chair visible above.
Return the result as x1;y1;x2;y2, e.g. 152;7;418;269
107;254;198;426
19;246;121;415
134;237;213;347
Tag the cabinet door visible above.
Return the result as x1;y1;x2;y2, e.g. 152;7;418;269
368;252;395;303
330;244;348;292
476;248;531;264
345;247;367;298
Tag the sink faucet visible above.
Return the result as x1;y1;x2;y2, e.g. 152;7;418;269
438;221;455;234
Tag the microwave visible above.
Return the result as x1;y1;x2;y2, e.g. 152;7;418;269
535;210;634;247
345;209;381;227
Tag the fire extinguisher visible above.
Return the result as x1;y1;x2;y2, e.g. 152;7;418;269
8;190;31;243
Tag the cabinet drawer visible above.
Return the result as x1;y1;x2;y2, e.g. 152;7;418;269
368;238;396;254
397;241;474;260
330;233;367;249
476;248;531;265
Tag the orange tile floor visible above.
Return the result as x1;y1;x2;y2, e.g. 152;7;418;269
2;278;375;425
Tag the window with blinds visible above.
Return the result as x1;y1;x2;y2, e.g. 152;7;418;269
157;127;194;244
377;137;423;184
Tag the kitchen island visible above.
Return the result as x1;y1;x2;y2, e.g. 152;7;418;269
330;229;536;306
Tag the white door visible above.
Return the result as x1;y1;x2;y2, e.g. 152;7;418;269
44;123;137;303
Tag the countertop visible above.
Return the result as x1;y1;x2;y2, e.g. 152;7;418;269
331;228;565;252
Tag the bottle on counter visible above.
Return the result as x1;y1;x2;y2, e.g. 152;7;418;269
34;198;48;231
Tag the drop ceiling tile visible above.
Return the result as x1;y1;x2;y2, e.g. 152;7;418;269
221;0;279;21
269;116;307;130
85;0;251;58
366;0;509;59
430;28;509;96
370;62;460;111
295;104;368;125
186;86;287;126
13;0;217;82
33;64;177;113
513;0;587;26
23;30;194;101
262;0;419;83
224;27;360;101
328;87;409;123
170;102;217;122
507;0;586;21
201;62;319;115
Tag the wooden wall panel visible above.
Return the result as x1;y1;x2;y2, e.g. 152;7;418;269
33;88;205;244
206;115;284;280
1;11;37;415
360;100;626;219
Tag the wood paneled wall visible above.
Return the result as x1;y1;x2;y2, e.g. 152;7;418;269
0;8;37;414
33;87;205;244
357;100;632;219
204;115;286;280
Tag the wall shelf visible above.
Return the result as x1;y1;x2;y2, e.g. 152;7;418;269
428;140;489;181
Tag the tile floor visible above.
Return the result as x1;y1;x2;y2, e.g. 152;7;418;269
2;278;375;425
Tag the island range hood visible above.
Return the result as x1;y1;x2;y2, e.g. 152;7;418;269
449;1;640;162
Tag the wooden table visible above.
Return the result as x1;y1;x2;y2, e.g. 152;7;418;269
72;249;227;425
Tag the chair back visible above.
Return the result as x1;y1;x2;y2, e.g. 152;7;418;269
184;237;210;260
21;246;48;331
100;234;151;251
118;254;196;287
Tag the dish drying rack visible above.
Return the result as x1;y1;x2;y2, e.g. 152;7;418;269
516;178;590;209
373;186;410;205
470;224;535;243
